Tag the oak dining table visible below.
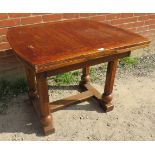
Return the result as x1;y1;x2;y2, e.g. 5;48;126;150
7;19;150;135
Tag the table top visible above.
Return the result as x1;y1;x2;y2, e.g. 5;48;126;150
7;19;150;71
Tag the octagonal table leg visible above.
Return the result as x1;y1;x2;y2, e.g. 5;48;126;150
101;59;118;112
36;73;55;135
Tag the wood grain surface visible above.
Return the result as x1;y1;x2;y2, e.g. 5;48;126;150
7;19;150;73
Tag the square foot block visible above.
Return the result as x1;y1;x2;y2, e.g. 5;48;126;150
43;125;55;136
100;102;114;112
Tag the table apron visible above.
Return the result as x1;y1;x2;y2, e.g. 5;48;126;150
46;51;131;77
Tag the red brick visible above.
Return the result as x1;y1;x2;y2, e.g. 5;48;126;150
136;26;149;32
0;42;10;51
0;28;8;35
149;14;155;19
21;16;42;25
79;13;96;17
106;13;121;20
117;21;144;29
9;13;31;18
150;29;155;34
130;21;144;27
0;19;20;28
42;14;62;22
134;13;147;16
0;14;8;20
104;20;111;25
138;15;150;21
111;17;138;25
31;13;46;16
131;21;144;27
96;13;108;15
62;13;79;19
149;24;155;29
145;19;155;25
121;13;134;18
90;15;106;21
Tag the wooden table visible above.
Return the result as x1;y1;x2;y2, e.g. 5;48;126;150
7;19;150;135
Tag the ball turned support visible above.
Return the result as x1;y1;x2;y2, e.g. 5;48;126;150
25;67;55;135
79;66;91;87
101;59;118;112
36;73;55;135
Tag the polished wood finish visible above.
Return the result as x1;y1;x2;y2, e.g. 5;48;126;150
47;51;131;77
80;67;90;86
50;91;93;112
7;19;150;73
35;73;55;135
7;19;150;135
102;59;118;112
25;67;36;103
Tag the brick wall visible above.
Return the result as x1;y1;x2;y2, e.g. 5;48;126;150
0;13;155;79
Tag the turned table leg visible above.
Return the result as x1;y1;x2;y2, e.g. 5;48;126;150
101;59;118;112
80;67;91;87
36;73;55;135
25;67;36;102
